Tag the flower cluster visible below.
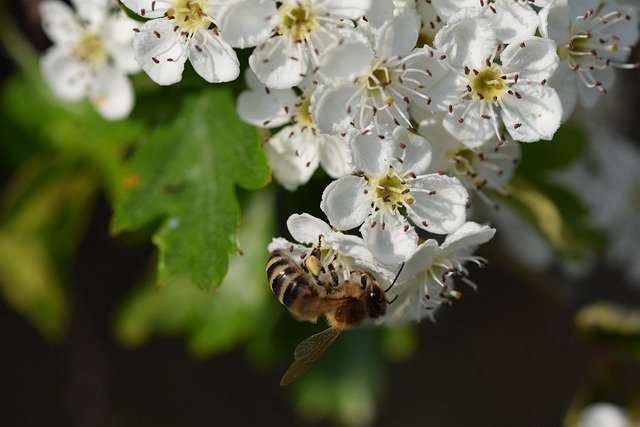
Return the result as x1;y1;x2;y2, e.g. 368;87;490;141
38;0;640;323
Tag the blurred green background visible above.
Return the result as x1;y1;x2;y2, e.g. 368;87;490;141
1;1;640;426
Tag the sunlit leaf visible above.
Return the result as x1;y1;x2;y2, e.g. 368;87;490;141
115;189;274;353
112;87;270;289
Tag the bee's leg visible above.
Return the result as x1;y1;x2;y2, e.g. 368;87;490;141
304;234;324;278
327;263;340;287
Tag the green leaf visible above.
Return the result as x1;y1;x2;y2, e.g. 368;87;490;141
518;123;587;178
113;87;270;289
0;157;98;339
114;189;274;354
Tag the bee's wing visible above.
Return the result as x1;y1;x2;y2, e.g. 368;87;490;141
279;327;342;386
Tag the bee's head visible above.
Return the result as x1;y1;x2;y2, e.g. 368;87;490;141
359;272;387;319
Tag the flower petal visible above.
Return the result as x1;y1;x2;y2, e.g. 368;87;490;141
120;0;171;19
265;126;319;191
237;76;297;128
407;174;468;234
89;66;134;120
41;47;90;101
442;101;495;148
133;19;187;85
249;36;307;89
434;9;496;69
287;213;333;245
319;37;374;82
321;176;371;230
40;0;83;45
318;135;353;179
319;0;371;19
441;221;495;255
188;30;240;83
311;82;360;134
501;84;562;142
501;37;558;82
361;211;418;265
216;0;276;48
375;10;421;59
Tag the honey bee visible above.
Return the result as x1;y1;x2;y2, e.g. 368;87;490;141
266;239;402;386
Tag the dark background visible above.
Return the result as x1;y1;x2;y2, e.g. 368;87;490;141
1;1;640;426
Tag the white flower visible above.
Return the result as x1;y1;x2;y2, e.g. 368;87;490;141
419;112;521;196
121;0;239;85
237;71;352;191
576;403;637;427
423;9;562;145
268;213;382;279
320;127;468;264
431;0;540;44
241;0;372;89
39;0;139;120
540;0;640;121
311;10;437;136
384;221;495;323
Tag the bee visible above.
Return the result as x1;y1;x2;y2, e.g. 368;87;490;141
266;239;402;386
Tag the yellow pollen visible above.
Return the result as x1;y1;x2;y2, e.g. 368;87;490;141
167;0;210;33
73;31;108;66
296;94;314;128
449;147;478;175
469;66;507;101
278;4;317;42
373;172;409;206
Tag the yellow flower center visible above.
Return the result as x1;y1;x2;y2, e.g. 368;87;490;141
73;30;108;66
296;93;314;128
448;147;477;175
372;170;414;207
167;0;210;33
362;63;394;105
278;4;317;42
469;66;506;101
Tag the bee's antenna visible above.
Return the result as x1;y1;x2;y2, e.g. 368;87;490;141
386;294;398;305
384;262;405;293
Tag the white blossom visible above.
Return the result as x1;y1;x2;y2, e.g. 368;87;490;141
311;9;436;136
237;71;352;191
242;0;373;89
320;127;468;264
540;0;639;121
39;0;139;120
431;0;540;44
384;221;495;323
576;403;638;427
419;112;521;196
422;9;562;145
121;0;239;85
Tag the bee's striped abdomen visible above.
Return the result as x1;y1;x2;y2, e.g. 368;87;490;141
267;250;315;308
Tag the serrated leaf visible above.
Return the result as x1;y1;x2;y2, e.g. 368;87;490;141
114;189;274;354
112;88;270;289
